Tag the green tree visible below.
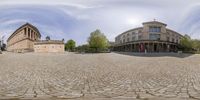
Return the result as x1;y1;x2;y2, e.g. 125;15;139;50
65;39;76;52
192;39;200;51
76;44;89;53
180;35;192;51
88;29;109;52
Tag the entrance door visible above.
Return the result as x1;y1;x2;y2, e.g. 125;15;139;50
154;44;157;52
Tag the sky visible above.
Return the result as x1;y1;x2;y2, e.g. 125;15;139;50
0;0;200;45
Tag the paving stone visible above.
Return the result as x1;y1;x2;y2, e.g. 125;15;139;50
0;52;200;100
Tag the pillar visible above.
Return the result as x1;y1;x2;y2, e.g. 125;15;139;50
130;44;133;52
31;30;33;39
33;32;35;40
28;28;30;38
26;28;28;37
152;42;154;52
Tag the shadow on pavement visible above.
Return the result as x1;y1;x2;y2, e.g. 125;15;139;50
113;52;194;58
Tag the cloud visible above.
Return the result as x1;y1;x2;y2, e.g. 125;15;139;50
0;0;103;9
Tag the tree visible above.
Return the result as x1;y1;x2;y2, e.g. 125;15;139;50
88;29;109;52
180;35;193;51
76;44;89;53
46;36;50;40
192;39;200;51
65;39;76;52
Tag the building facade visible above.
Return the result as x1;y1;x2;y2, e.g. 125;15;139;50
114;21;183;52
7;23;41;52
7;23;65;53
34;40;64;53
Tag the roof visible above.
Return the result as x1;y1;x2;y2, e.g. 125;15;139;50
7;23;41;42
34;40;64;45
116;27;143;38
166;28;183;37
142;21;167;26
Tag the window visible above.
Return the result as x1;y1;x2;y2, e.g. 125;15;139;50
167;37;170;41
132;32;135;35
138;35;142;40
127;38;129;42
132;36;136;41
149;26;161;33
172;38;175;42
149;34;160;40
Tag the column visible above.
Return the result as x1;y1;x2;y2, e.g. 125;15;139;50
36;34;38;40
148;42;150;53
28;28;30;39
33;31;35;40
153;42;154;52
30;30;32;39
24;28;26;37
130;44;133;52
139;43;141;52
34;32;36;40
26;28;28;37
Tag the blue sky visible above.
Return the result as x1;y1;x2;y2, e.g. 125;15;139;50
0;0;200;45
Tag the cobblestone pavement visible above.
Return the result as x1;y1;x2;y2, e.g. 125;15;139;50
0;52;200;100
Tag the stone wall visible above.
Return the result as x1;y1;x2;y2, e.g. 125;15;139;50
34;44;64;53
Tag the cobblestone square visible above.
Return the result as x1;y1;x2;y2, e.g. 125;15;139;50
0;52;200;100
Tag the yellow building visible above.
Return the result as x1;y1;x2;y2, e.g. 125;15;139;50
7;23;41;52
34;40;64;53
7;23;65;53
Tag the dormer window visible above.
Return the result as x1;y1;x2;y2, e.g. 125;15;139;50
149;26;161;33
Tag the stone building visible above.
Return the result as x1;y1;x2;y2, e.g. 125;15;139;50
114;21;183;52
7;23;41;52
34;40;64;53
7;23;65;53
